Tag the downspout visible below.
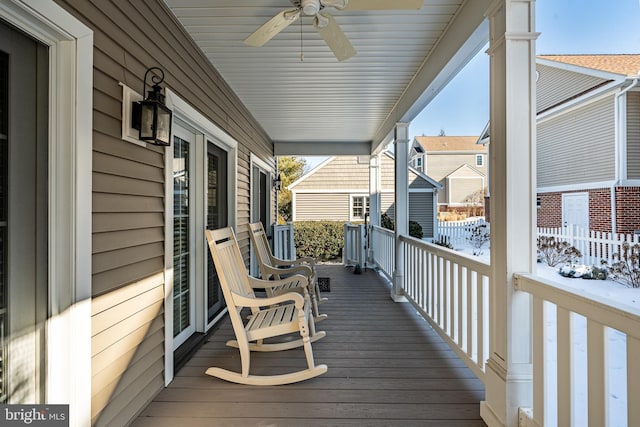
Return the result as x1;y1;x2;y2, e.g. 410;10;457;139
612;77;639;233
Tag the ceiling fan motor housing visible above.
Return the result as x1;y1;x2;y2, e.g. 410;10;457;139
301;0;320;15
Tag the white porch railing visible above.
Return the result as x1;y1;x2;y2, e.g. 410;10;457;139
368;225;490;380
370;225;394;281
516;273;640;427
272;222;295;261
538;225;640;265
351;224;640;426
400;234;491;381
343;223;366;267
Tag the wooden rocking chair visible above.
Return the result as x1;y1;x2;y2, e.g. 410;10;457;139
248;222;328;322
205;227;327;385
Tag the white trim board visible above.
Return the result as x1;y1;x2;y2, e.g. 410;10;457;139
0;1;93;425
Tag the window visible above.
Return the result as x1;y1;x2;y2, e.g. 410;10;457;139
351;195;370;221
476;154;484;167
416;157;422;169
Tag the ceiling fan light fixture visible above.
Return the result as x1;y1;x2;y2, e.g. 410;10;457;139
301;0;320;15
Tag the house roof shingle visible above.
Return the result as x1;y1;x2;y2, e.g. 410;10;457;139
538;54;640;77
414;135;485;152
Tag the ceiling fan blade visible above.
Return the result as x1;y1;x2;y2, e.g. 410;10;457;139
244;8;301;47
339;0;423;10
314;13;356;61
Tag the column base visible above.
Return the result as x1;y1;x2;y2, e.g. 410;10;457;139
481;356;533;427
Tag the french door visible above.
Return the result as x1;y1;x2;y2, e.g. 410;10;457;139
1;20;48;403
172;124;228;350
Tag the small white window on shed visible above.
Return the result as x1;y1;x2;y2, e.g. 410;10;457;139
351;195;370;221
475;154;484;167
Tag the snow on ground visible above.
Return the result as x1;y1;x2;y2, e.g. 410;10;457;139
446;239;637;427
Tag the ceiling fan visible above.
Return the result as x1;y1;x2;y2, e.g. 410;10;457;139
244;0;423;61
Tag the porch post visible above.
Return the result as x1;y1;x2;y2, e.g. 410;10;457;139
392;123;410;301
367;154;381;268
481;1;538;426
369;154;380;228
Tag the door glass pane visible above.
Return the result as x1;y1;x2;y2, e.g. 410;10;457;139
0;50;7;404
207;143;227;322
173;137;190;336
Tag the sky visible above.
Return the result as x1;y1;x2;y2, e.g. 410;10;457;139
410;0;640;138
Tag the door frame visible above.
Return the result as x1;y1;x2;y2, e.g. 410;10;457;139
0;0;93;424
163;89;238;384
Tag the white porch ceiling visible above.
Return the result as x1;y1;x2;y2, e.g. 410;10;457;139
164;0;489;155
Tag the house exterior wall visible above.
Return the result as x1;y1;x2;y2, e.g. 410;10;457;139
536;64;609;113
616;187;640;233
627;91;640;179
537;95;616;188
291;155;438;237
294;193;351;221
293;157;370;190
53;1;273;425
537;187;640;233
424;152;486;182
447;176;485;205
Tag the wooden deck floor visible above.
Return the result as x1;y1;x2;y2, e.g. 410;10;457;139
133;264;486;426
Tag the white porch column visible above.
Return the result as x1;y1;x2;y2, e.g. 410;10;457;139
369;154;381;228
392;123;410;301
480;1;538;427
367;154;381;268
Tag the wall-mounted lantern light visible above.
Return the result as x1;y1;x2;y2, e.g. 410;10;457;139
132;67;172;146
274;173;283;191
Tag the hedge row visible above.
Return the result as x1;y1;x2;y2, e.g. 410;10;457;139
293;221;344;261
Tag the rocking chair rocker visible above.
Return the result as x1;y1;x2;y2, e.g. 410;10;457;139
205;227;327;385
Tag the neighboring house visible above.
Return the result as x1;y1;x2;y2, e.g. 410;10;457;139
289;153;442;238
409;135;487;212
534;54;640;233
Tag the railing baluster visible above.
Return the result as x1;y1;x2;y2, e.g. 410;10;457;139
532;296;545;427
557;307;572;427
477;272;484;368
587;319;606;427
629;336;640;426
466;267;473;357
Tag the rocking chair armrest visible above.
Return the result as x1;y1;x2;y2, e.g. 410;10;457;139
233;289;305;310
248;274;309;290
262;264;312;278
270;256;316;269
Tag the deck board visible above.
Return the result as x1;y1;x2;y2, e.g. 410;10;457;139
133;264;486;426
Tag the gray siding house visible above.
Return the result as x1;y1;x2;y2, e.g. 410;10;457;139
409;135;487;212
290;153;441;238
535;55;640;233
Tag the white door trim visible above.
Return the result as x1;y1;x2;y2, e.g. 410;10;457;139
0;1;93;425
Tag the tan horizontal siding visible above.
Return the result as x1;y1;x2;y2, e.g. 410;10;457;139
537;64;609;113
294;193;350;221
448;177;484;204
294;156;369;190
538;95;615;187
425;153;484;182
627;92;640;179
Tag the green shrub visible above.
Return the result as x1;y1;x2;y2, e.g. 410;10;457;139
293;221;344;261
380;213;423;239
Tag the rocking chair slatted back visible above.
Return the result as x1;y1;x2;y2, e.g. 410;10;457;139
248;222;327;322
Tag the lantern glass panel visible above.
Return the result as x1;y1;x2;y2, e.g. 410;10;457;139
140;102;156;140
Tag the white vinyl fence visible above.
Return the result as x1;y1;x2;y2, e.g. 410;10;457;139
537;225;640;265
272;222;295;261
437;218;487;247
